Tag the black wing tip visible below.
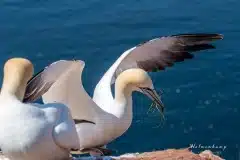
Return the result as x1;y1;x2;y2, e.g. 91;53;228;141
74;119;96;125
186;44;216;52
171;33;224;40
136;33;223;48
22;97;30;103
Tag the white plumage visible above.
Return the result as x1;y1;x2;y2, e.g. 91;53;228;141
0;58;79;160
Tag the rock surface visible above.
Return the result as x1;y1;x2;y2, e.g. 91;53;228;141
110;148;224;160
0;148;224;160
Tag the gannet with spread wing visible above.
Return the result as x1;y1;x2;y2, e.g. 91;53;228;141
23;33;223;155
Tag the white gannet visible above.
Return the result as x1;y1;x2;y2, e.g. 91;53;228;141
23;33;223;155
0;58;80;160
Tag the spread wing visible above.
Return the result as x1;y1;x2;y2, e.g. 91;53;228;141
112;33;223;83
24;60;99;122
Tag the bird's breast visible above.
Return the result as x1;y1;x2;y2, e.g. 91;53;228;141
0;105;60;159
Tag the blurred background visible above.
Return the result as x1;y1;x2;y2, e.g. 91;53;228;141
0;0;239;159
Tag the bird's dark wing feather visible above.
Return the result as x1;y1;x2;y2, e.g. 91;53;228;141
114;33;223;78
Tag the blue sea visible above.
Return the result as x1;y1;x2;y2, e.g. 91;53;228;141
0;0;239;159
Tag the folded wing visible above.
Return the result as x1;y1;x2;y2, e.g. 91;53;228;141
51;103;80;150
24;60;98;122
24;60;79;102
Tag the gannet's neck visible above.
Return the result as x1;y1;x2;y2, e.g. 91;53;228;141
0;58;34;101
113;73;135;119
112;68;151;119
1;78;27;101
115;79;133;102
1;65;29;101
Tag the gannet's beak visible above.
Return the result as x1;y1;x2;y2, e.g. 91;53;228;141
139;87;165;115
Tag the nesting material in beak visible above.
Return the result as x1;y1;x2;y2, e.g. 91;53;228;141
139;87;165;120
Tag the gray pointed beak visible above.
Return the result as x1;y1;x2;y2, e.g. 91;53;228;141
139;87;165;114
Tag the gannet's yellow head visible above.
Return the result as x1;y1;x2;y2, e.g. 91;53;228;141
115;68;164;115
1;58;34;101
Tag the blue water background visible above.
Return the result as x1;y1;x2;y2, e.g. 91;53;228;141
0;0;240;159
